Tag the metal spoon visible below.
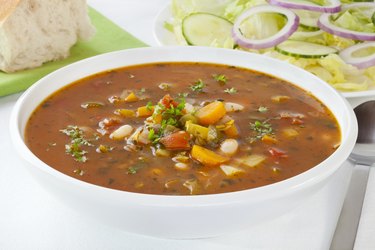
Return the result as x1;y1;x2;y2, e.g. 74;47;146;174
331;100;375;250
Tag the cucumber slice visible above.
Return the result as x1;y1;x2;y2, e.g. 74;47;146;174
289;29;324;41
275;40;339;58
182;13;234;47
293;9;321;31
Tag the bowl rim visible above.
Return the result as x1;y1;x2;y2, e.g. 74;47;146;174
10;46;358;206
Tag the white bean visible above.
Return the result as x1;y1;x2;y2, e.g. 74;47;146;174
220;139;238;156
138;128;151;144
172;155;190;163
109;125;133;140
175;162;189;171
224;102;244;112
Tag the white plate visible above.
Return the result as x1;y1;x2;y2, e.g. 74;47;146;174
153;3;375;107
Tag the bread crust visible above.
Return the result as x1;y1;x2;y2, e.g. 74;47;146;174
0;0;21;22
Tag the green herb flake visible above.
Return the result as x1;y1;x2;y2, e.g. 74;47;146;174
177;92;189;98
138;88;146;95
224;87;237;94
249;120;273;142
65;144;88;162
60;125;94;162
213;74;227;84
146;101;153;111
257;106;268;113
148;128;155;140
127;167;138;175
126;159;148;175
150;98;186;144
148;128;161;144
190;79;205;92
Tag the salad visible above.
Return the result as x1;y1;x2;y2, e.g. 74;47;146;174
166;0;375;92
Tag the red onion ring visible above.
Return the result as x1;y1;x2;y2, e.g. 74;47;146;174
339;42;375;69
267;0;341;13
232;5;299;49
318;2;375;41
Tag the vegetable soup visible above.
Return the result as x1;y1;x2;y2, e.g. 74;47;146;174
25;62;341;195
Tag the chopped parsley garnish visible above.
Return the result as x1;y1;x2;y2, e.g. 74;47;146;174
190;79;205;92
148;128;161;144
213;74;227;84
138;88;146;95
126;158;148;175
177;92;189;98
127;167;139;175
149;97;186;144
163;98;186;117
65;144;88;163
224;87;237;94
249;120;273;142
257;106;268;113
146;101;153;111
60;126;93;162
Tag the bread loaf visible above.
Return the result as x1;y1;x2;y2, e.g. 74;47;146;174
0;0;95;73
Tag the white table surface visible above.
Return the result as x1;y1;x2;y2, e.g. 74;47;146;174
1;0;375;249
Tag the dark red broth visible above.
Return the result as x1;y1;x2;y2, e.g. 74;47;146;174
25;62;341;195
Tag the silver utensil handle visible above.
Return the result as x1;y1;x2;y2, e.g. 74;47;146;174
330;164;370;250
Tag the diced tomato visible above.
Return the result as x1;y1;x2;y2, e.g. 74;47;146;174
160;94;179;108
280;112;305;125
268;147;288;158
159;131;190;150
280;111;305;119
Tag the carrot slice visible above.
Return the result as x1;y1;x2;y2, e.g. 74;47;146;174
114;109;135;117
136;106;154;117
191;145;229;166
195;101;226;126
125;92;139;102
224;123;239;138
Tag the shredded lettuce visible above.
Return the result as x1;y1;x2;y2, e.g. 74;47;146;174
168;0;375;92
332;8;375;33
172;0;234;20
239;13;287;40
223;0;266;22
263;51;372;91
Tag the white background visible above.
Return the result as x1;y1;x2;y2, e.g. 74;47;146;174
1;0;375;249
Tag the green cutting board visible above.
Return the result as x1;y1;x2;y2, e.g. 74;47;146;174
0;8;147;97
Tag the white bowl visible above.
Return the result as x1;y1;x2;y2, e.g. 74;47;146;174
10;47;357;239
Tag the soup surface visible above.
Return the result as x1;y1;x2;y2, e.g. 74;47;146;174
25;62;341;195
